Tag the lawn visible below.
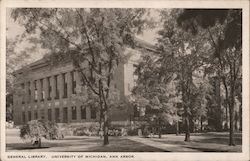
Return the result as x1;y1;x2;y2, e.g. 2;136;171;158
6;129;165;152
6;128;241;152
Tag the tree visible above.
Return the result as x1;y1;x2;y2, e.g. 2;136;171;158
11;8;152;145
155;9;211;141
177;9;242;146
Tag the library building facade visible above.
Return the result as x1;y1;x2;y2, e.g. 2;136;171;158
12;40;156;126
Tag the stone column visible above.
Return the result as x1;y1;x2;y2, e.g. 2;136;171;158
86;106;90;121
51;76;56;100
37;79;41;102
76;105;81;122
44;78;48;100
58;74;64;99
30;80;35;103
75;71;80;91
67;106;71;123
25;82;29;104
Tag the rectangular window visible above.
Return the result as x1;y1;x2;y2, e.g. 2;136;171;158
34;80;38;102
63;73;67;98
47;77;52;100
22;111;26;123
55;108;60;122
21;83;25;104
34;111;38;120
63;107;68;123
72;106;77;120
81;106;86;119
48;109;52;121
28;82;31;103
28;111;31;121
55;75;59;99
90;107;96;119
71;71;76;94
40;79;45;101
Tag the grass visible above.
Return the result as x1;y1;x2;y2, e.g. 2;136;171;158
6;129;242;152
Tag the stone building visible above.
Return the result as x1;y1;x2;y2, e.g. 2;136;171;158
12;39;156;126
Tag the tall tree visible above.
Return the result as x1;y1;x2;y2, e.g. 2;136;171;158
133;9;211;141
177;9;242;145
11;8;151;145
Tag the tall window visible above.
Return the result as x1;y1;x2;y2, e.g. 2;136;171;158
81;106;86;119
72;106;77;120
22;111;26;123
28;82;31;103
55;108;60;122
47;77;52;100
71;71;76;94
48;109;52;121
62;73;67;98
21;83;25;104
55;75;59;99
40;79;45;101
34;80;38;102
90;107;96;119
28;111;31;121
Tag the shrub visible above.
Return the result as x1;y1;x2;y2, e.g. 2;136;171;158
73;124;99;136
127;128;138;136
20;120;47;147
20;120;62;147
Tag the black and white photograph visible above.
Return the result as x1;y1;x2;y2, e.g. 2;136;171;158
1;0;249;160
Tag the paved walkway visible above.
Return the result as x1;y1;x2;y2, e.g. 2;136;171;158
127;136;199;152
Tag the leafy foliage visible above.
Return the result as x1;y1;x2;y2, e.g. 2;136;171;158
12;8;152;145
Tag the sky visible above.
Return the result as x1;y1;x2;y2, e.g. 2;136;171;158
7;9;161;63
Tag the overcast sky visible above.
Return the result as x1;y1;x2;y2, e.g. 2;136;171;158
7;9;161;63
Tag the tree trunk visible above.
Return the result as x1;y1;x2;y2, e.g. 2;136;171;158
200;116;203;132
38;138;41;148
225;103;229;130
158;120;162;138
239;104;242;131
229;102;235;146
184;116;190;142
176;120;179;135
103;107;109;145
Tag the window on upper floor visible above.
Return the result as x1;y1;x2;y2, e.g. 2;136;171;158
71;71;76;94
28;82;31;103
55;75;59;99
47;77;52;100
34;80;38;102
21;83;25;104
40;79;45;101
62;73;67;98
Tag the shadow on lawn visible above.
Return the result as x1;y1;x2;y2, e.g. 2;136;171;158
85;137;167;152
7;137;167;152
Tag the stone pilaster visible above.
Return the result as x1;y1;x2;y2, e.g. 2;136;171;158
67;72;72;97
58;74;64;99
37;79;41;102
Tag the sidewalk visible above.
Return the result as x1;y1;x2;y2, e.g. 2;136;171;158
127;134;242;152
127;136;199;152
